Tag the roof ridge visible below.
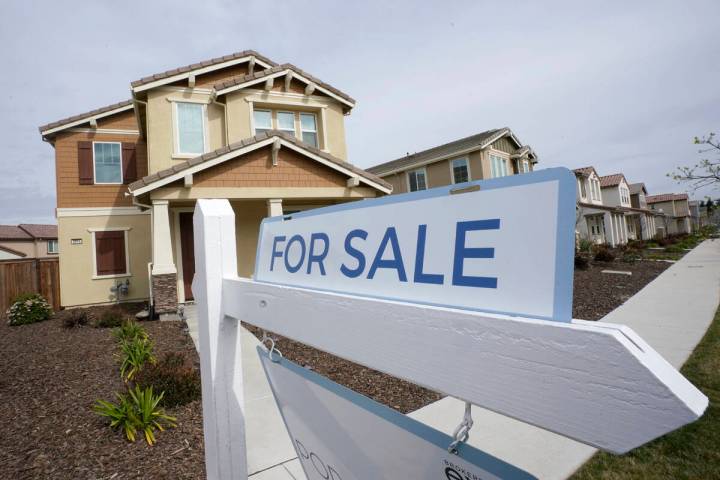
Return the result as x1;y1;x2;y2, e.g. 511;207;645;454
39;99;133;134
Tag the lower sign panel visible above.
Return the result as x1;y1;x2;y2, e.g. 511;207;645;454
258;347;536;480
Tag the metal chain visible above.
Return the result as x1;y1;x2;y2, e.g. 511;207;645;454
260;331;283;363
448;402;474;454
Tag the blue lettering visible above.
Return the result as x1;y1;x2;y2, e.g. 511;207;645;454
452;219;499;288
414;224;444;285
340;229;367;278
368;227;407;282
284;234;306;273
270;235;286;271
307;233;330;275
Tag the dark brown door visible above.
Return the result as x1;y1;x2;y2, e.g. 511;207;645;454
179;212;195;301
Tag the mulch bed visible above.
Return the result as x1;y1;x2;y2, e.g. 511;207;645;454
0;303;206;480
0;258;672;479
573;259;671;320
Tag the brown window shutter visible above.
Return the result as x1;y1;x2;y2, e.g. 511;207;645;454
122;143;137;184
95;231;127;276
78;141;93;185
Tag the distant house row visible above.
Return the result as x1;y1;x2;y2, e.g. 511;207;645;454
573;167;694;246
0;224;58;260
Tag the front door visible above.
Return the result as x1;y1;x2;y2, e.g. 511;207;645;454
179;212;195;301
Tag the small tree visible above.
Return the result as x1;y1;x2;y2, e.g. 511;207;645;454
670;133;720;191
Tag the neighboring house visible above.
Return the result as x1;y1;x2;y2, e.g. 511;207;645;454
647;193;692;235
573;167;626;246
0;224;58;259
626;183;660;240
39;50;391;314
689;200;706;231
365;128;538;193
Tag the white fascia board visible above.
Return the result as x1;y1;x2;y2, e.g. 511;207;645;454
57;207;150;217
132;55;274;93
40;104;135;137
216;69;356;109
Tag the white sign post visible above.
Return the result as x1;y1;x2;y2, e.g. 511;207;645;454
192;168;708;479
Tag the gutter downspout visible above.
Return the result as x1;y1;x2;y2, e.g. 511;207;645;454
211;92;229;146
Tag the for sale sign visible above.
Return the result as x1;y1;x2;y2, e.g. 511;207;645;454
254;168;576;321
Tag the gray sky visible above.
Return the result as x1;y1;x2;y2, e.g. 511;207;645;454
1;0;718;224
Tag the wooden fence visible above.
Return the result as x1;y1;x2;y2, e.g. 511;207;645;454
0;258;60;313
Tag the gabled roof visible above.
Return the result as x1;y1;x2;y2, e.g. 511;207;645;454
0;225;32;240
573;166;598;178
629;183;647;195
131;49;277;91
19;224;58;239
213;63;356;109
599;173;628;188
0;224;56;240
366;128;532;176
646;193;689;204
39;99;134;136
128;131;391;196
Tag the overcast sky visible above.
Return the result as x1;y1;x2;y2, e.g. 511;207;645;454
1;0;718;224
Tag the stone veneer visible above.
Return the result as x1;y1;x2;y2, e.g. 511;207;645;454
151;273;178;315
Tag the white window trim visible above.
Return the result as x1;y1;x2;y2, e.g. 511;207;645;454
47;239;58;254
276;111;297;136
489;153;509;178
299;112;318;147
92;141;123;185
520;159;530;173
407;167;428;192
449;157;471;184
89;228;131;280
172;101;209;159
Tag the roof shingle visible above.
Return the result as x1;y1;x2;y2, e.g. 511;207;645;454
599;173;627;188
19;224;58;239
38;99;133;134
646;193;689;203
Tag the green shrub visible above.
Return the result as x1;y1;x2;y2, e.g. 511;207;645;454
96;308;124;328
118;336;156;381
577;239;593;253
94;385;176;445
113;320;147;343
593;246;615;262
665;245;684;254
645;241;659;248
622;252;642;263
135;352;201;407
62;309;88;328
574;254;589;270
6;293;53;326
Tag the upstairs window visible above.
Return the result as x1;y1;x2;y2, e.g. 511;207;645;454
408;168;427;192
578;179;587;199
300;113;318;147
451;157;469;184
590;178;601;201
47;240;58;254
253;109;273;135
490;154;509;178
277;112;295;135
175;102;205;155
94;142;122;184
519;159;530;173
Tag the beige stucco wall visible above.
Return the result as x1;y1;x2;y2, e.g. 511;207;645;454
58;214;151;307
224;89;348;160
146;89;225;175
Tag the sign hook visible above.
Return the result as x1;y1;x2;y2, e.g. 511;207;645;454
260;331;283;363
448;402;474;454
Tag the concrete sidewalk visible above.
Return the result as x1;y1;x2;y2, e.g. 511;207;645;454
185;239;720;479
409;239;720;479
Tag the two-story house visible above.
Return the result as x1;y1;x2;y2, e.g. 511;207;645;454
365;128;537;193
573;167;624;246
39;50;391;317
626;183;659;240
647;193;692;235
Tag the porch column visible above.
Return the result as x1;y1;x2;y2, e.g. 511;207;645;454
151;200;178;318
621;215;629;244
267;198;283;217
603;212;616;247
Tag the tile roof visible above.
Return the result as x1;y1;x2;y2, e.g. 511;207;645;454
599;173;627;188
0;225;32;240
19;224;58;239
128;130;390;193
628;182;647;195
646;193;689;203
366;128;508;176
213;63;356;105
130;49;278;88
38;99;133;134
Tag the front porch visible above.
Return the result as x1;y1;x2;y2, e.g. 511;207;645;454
577;203;629;247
